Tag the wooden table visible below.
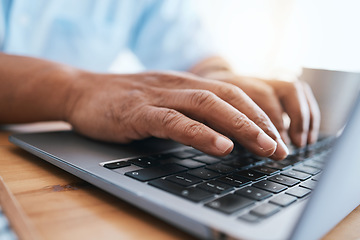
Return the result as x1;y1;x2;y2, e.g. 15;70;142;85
0;123;359;240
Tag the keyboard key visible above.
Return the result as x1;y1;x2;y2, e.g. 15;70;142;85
171;151;196;159
187;168;220;180
222;158;255;170
238;213;260;223
303;160;323;169
269;194;297;207
252;166;280;176
286;186;311;198
184;148;203;155
312;155;328;164
149;179;213;202
197;180;234;194
312;174;321;181
217;174;251;188
300;180;317;190
103;161;131;169
159;156;183;164
128;157;160;168
205;163;236;174
219;154;236;161
287;154;305;162
175;159;205;169
277;158;302;167
268;175;300;187
235;186;272;201
235;170;267;181
205;194;255;214
286;144;302;156
125;164;187;181
250;203;280;218
231;144;249;156
252;180;287;194
301;149;316;159
149;153;172;160
193;155;221;165
265;162;291;171
249;157;268;166
166;173;202;187
282;170;311;181
293;165;321;175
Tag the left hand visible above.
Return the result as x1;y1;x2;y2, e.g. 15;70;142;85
190;57;320;148
218;76;321;147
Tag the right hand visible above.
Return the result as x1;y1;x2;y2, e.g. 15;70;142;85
64;71;288;160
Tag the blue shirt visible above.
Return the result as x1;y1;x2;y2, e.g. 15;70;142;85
0;0;215;72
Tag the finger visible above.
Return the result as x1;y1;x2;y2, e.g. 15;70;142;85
138;106;234;156
151;89;280;158
211;84;289;160
179;81;289;160
246;86;292;146
278;82;310;147
301;82;321;144
142;72;288;159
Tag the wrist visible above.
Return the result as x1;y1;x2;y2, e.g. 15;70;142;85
61;68;96;123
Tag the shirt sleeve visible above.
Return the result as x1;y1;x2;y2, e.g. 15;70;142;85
129;0;218;71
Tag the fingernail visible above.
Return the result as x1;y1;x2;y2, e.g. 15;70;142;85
257;132;277;154
215;136;233;154
271;138;289;160
278;138;289;155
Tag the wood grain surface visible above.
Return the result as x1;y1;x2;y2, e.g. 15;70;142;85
0;124;359;240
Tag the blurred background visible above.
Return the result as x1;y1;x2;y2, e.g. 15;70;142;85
110;0;360;80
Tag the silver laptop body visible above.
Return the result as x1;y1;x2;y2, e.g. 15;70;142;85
9;96;360;240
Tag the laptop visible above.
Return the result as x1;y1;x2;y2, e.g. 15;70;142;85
9;74;360;240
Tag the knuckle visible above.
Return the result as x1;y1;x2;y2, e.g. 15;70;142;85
253;115;273;130
284;81;299;95
218;83;245;102
143;72;188;86
262;87;276;99
190;90;217;107
183;123;205;140
217;83;237;96
232;114;252;133
160;71;194;84
255;83;276;97
249;114;280;139
160;109;181;129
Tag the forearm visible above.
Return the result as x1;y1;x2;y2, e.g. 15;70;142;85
0;53;84;124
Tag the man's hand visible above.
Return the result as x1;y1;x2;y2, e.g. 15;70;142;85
0;54;288;160
227;77;321;147
65;71;288;160
191;57;321;148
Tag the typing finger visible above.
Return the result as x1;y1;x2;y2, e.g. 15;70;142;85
301;82;321;144
138;106;234;156
152;89;280;159
277;81;310;147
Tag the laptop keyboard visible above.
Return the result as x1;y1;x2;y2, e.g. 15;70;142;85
102;138;333;223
